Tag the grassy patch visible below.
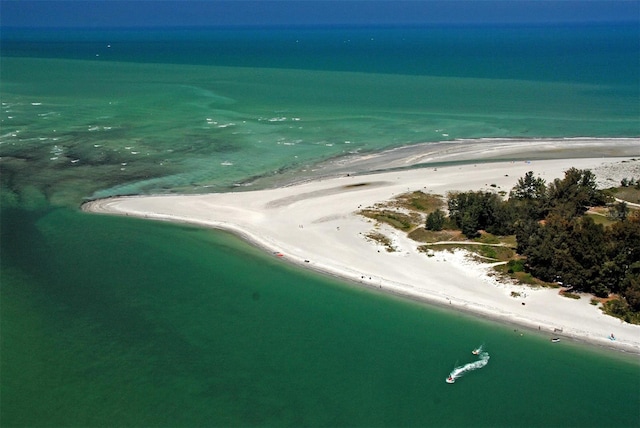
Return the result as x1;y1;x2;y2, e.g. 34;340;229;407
418;243;467;253
560;290;581;299
493;262;554;287
473;232;517;247
408;228;465;243
473;233;501;245
511;271;541;285
390;191;445;213
364;231;397;252
417;243;514;261
477;245;515;261
614;186;640;204
505;259;525;273
358;209;421;231
585;212;616;227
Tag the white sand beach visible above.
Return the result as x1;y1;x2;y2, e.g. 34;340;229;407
83;139;640;354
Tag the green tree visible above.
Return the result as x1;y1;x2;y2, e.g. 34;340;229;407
425;209;446;231
622;270;640;312
546;168;609;218
605;217;640;295
600;260;626;296
486;200;515;236
460;211;481;238
510;171;547;201
525;215;609;293
569;216;607;295
514;218;539;254
509;171;548;221
524;214;572;283
609;201;629;222
447;191;508;238
504;169;640;317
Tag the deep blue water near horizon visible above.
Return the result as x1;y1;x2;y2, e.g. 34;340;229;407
1;24;639;426
3;23;640;85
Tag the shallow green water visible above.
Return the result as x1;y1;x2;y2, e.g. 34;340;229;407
2;54;638;206
2;208;638;427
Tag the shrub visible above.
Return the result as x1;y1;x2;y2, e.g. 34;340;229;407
425;209;446;231
506;259;525;273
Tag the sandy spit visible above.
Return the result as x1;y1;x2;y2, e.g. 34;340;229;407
83;139;640;355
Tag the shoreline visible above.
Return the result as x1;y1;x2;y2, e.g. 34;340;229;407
244;137;640;191
83;139;640;356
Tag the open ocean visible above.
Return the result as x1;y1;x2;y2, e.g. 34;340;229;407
1;24;639;427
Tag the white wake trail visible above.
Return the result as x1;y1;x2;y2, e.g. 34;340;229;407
447;352;489;383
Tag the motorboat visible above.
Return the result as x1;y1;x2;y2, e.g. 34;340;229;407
446;376;455;384
551;338;560;343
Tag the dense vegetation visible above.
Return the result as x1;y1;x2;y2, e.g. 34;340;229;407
439;168;640;321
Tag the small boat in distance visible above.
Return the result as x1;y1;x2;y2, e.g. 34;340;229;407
446;376;455;384
472;345;483;355
551;338;560;343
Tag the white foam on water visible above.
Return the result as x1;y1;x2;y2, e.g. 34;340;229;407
447;351;490;383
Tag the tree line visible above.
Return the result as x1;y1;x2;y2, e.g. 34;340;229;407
426;168;640;318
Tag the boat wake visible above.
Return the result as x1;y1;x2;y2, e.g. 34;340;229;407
446;350;490;384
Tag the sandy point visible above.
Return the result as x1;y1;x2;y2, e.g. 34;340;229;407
83;139;640;355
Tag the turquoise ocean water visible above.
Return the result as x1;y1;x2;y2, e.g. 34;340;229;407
1;25;639;426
